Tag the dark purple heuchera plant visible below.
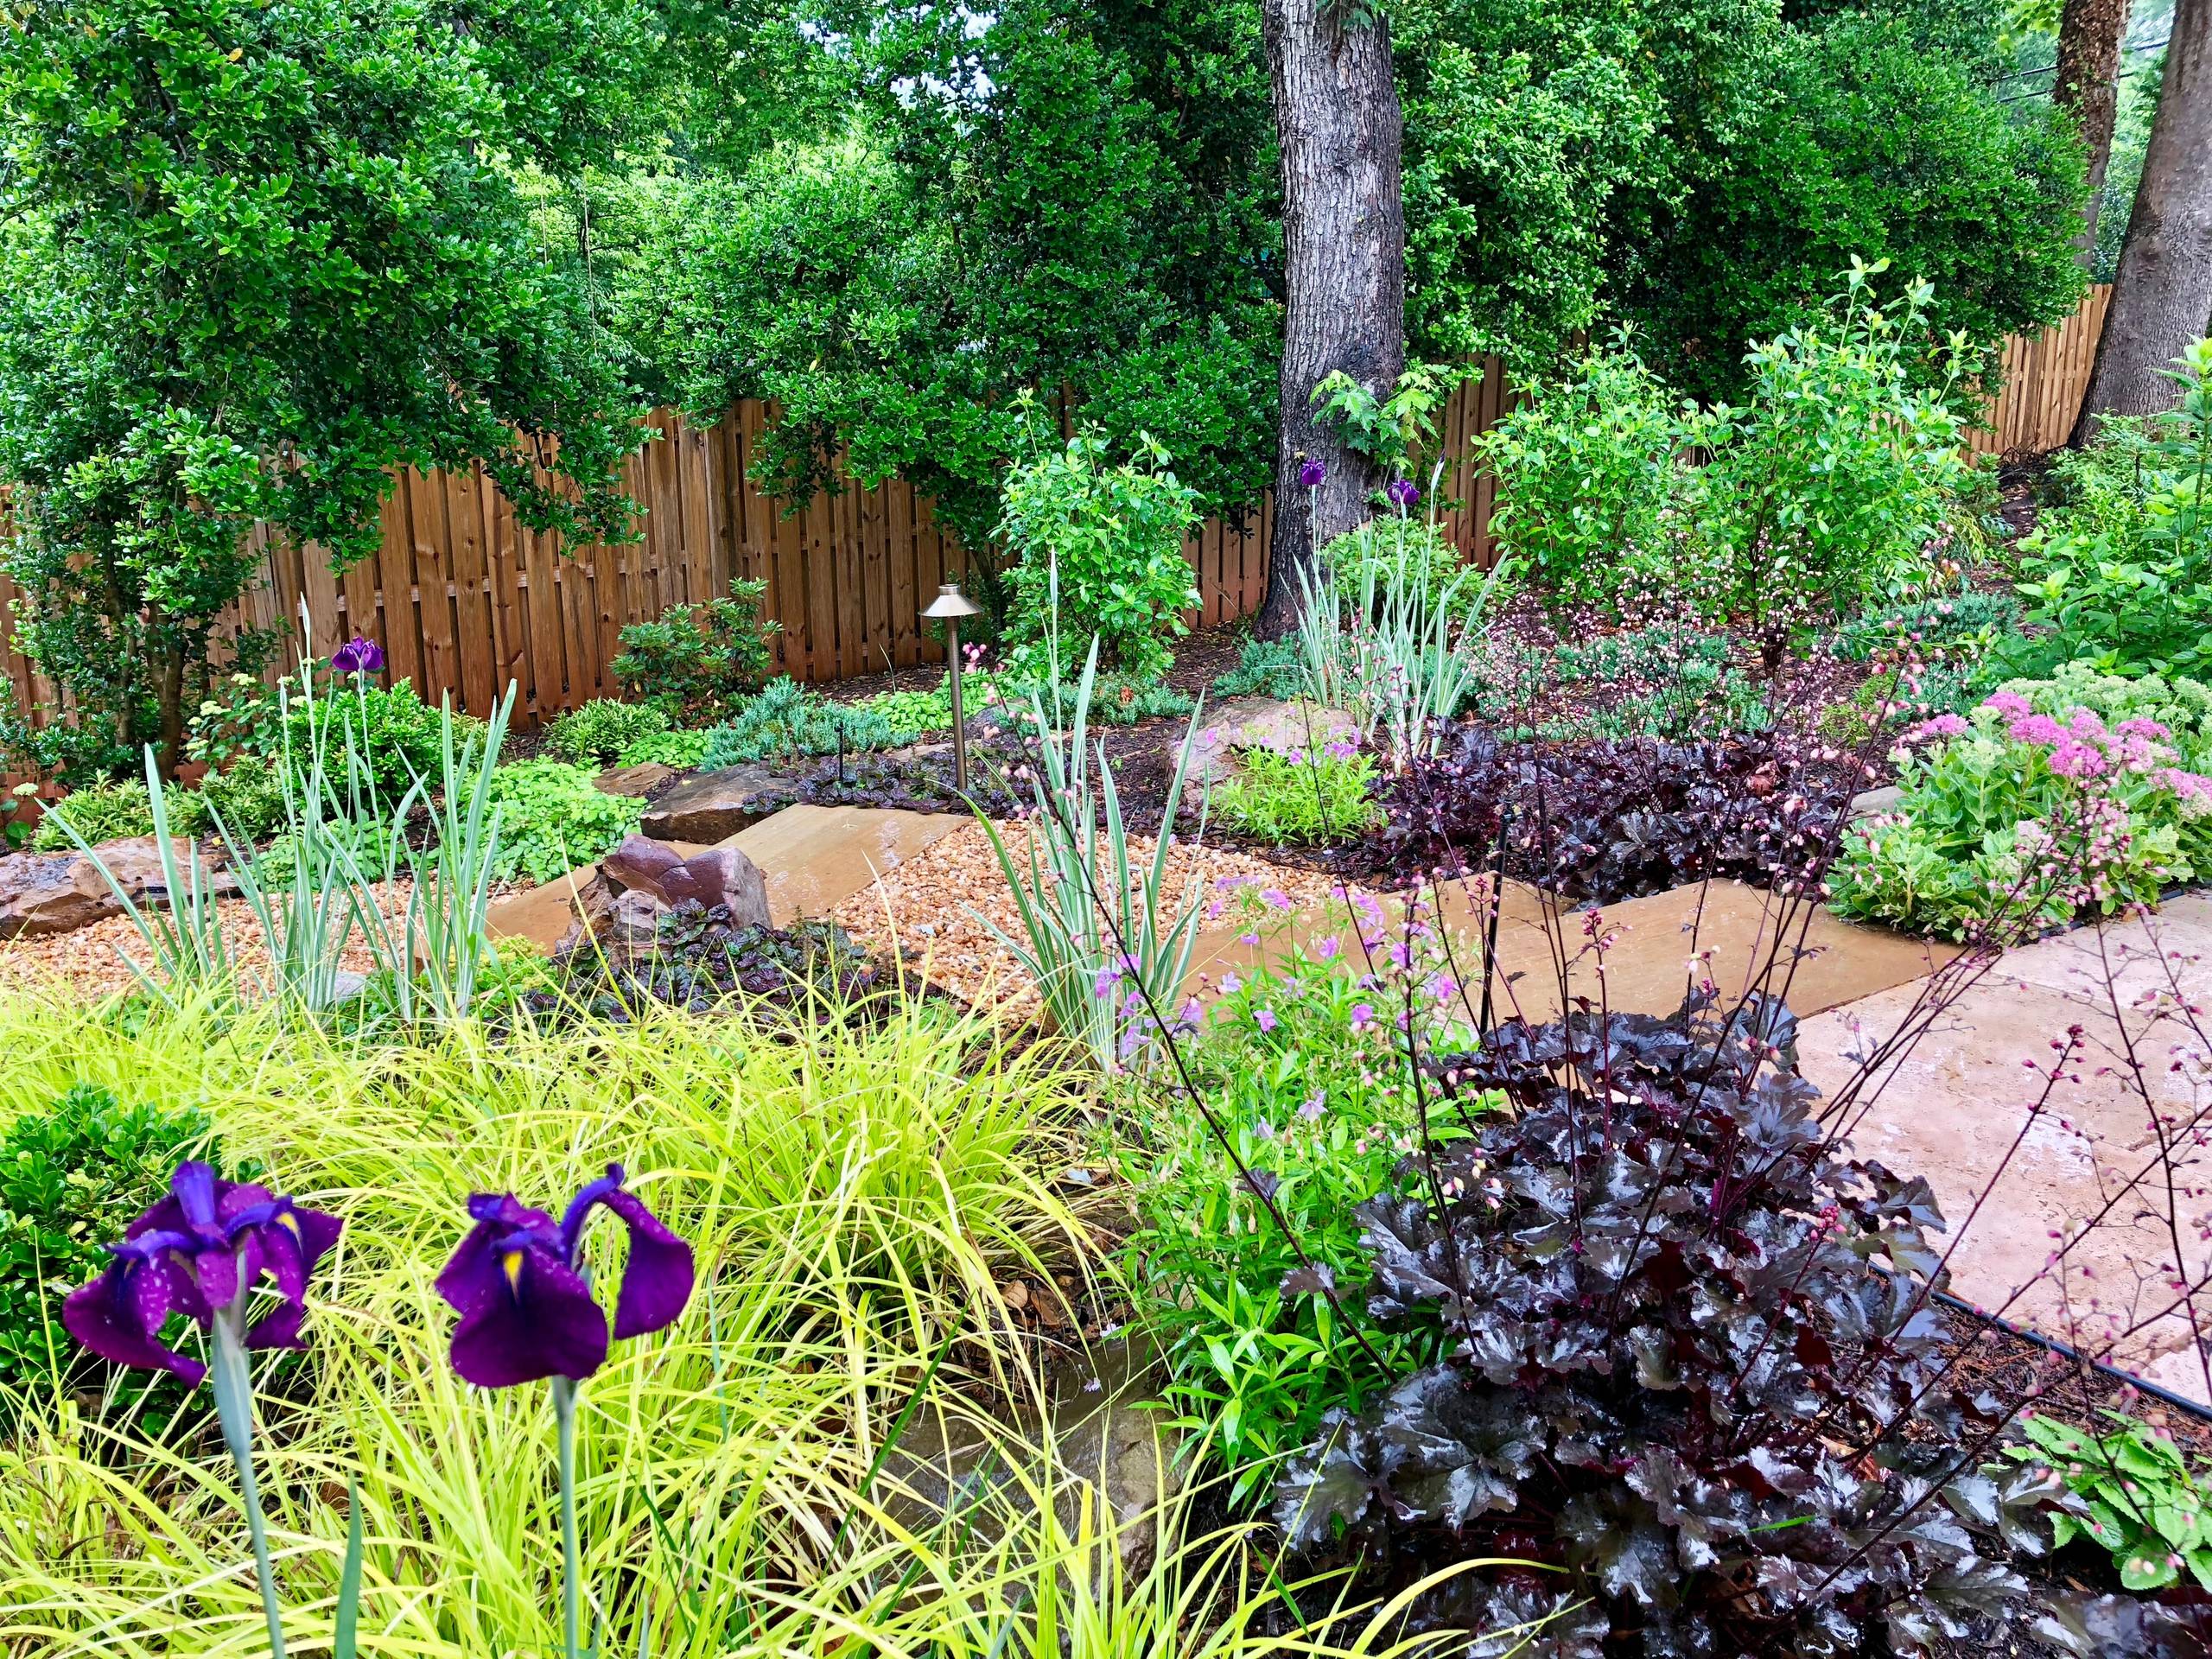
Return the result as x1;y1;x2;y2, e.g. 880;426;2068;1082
62;1161;343;1657
439;1164;693;1659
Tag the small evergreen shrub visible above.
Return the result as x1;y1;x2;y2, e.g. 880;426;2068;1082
29;778;200;851
1211;636;1307;701
0;1082;218;1398
611;583;778;723
196;762;291;845
699;678;898;769
547;699;671;767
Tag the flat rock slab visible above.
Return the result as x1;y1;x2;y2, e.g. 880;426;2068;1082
1799;892;2212;1406
1184;877;1955;1025
593;762;676;798
1187;696;1358;789
721;804;968;925
638;765;791;842
0;836;238;939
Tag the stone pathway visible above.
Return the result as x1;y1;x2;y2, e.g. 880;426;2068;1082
1800;894;2212;1406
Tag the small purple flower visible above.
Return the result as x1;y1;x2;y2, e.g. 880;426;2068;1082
1350;1002;1376;1031
1385;479;1419;510
1298;457;1326;489
438;1165;693;1389
62;1161;343;1384
1255;1007;1279;1033
330;635;386;677
1093;965;1122;999
1299;1091;1327;1122
1219;971;1242;995
1314;935;1340;962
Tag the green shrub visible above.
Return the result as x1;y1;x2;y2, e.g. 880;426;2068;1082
1319;517;1481;623
614;728;713;769
29;778;200;851
610;582;778;724
546;698;672;767
988;671;1194;729
2004;340;2212;678
1482;268;1977;622
998;429;1200;681
1478;331;1685;604
196;762;290;845
700;678;898;770
1832;589;2024;665
1214;745;1380;844
188;673;466;805
482;760;647;884
0;1082;218;1398
1211;636;1306;701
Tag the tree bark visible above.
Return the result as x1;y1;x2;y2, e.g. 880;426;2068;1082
2074;0;2212;440
1255;0;1405;639
2053;0;2130;261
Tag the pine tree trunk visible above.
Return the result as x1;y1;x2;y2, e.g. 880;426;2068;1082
2054;0;2130;260
1255;0;1405;639
2075;0;2212;438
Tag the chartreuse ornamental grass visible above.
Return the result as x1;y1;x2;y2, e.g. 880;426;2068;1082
0;989;1492;1659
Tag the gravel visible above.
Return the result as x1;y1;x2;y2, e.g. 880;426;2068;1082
830;818;1365;1013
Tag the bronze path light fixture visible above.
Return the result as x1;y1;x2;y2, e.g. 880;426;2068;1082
920;582;985;792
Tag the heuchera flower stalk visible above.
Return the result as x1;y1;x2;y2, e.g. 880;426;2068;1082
63;1161;344;1657
438;1165;692;1659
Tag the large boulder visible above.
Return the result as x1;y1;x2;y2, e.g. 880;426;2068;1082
598;835;772;929
1186;696;1360;793
0;836;238;939
638;765;792;842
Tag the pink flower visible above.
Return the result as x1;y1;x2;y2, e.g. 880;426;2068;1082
1980;690;2032;718
2115;717;2172;741
1908;713;1969;742
2006;713;2066;746
2048;741;2108;780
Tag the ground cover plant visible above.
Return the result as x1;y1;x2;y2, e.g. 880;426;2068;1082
1215;745;1382;846
524;908;887;1022
700;677;899;769
482;760;649;885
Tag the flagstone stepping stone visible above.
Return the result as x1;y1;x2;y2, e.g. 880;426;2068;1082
720;804;968;925
1183;876;1955;1024
1797;891;2212;1406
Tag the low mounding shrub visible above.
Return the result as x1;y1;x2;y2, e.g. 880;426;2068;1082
610;583;778;724
1833;590;2024;668
527;908;885;1022
1378;729;1850;903
701;677;897;769
188;674;465;805
1214;744;1381;845
482;760;647;884
546;698;671;767
1274;994;2058;1656
613;727;712;769
1211;635;1307;701
196;762;289;844
1827;670;2212;940
0;1082;218;1400
29;778;182;850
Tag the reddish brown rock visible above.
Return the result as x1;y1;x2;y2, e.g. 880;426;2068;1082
598;835;771;928
0;836;237;939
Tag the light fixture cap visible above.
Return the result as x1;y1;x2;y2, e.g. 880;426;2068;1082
921;582;984;620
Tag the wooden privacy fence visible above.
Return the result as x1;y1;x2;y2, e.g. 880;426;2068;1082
0;289;2113;732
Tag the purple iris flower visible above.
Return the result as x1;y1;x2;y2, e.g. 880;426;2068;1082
1385;479;1420;510
62;1160;344;1384
1298;457;1326;489
330;635;386;677
438;1164;693;1389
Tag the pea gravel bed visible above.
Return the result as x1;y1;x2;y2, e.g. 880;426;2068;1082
830;818;1368;1013
0;880;418;1001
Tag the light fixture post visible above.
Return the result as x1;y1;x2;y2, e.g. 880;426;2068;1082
920;582;985;794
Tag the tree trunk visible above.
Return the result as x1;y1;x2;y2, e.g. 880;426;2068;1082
1255;0;1405;639
2074;0;2212;440
2054;0;2130;261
